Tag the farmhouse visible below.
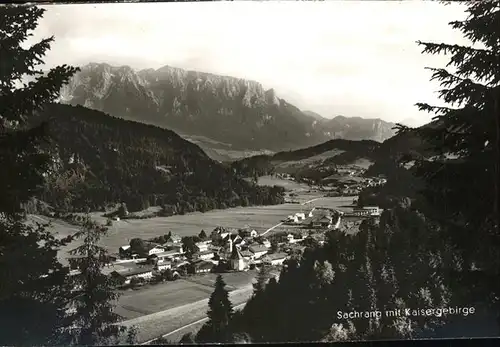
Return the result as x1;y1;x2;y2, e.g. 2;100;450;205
148;245;166;256
167;234;182;244
196;250;215;261
238;228;259;238
154;250;183;262
156;261;172;271
262;252;288;266
195;241;211;253
286;215;299;224
109;263;155;284
249;245;269;259
352;206;380;217
189;260;214;274
295;212;306;220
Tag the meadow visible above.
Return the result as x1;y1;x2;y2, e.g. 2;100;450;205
114;279;215;320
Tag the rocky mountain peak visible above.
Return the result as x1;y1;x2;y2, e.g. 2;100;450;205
59;62;398;153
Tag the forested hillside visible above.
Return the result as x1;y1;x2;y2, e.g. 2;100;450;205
231;139;381;178
35;103;285;213
227;203;459;342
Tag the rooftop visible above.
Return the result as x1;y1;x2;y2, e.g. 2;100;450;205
192;260;214;270
265;252;288;261
109;263;154;277
249;245;269;253
154;250;182;257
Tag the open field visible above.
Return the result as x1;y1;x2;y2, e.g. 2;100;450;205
118;285;254;344
32;195;355;262
310;196;357;212
184;270;259;291
115;279;215;320
92;203;313;252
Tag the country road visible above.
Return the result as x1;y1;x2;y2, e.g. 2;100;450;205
260;221;283;236
118;284;254;344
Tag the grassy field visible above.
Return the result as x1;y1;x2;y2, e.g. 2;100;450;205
184;270;258;291
94;203;317;252
115;279;215;320
311;196;357;212
114;271;258;320
33;194;355;260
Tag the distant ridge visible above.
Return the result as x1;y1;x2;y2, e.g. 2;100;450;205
59;62;399;157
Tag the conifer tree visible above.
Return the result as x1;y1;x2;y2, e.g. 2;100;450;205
0;5;78;345
394;0;500;312
65;215;134;345
253;264;271;294
196;274;234;343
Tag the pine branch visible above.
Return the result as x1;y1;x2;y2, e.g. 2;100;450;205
417;41;499;85
449;4;500;47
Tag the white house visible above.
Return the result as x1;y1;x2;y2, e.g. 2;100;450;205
286;215;299;223
148;246;166;256
308;208;315;218
249;245;268;259
364;206;380;216
295;213;306;220
198;250;215;261
110;264;154;284
250;229;259;238
155;250;183;262
156;262;172;271
261;239;271;248
262;252;288;266
352;206;380;217
195;241;211;253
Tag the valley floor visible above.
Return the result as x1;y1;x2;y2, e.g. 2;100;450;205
29;177;362;344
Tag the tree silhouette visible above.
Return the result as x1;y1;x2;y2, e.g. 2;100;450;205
0;5;78;345
199;229;207;240
196;275;234;343
395;0;500;312
66;216;135;345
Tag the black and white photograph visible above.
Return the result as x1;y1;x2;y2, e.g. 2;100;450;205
1;0;499;345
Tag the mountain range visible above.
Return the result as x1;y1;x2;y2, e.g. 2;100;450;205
59;63;398;160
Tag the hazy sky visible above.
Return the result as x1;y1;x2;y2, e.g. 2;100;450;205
31;1;470;126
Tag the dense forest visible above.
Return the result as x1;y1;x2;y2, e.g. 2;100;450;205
34;103;285;213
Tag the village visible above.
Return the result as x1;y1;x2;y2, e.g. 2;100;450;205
276;169;387;198
83;203;382;290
